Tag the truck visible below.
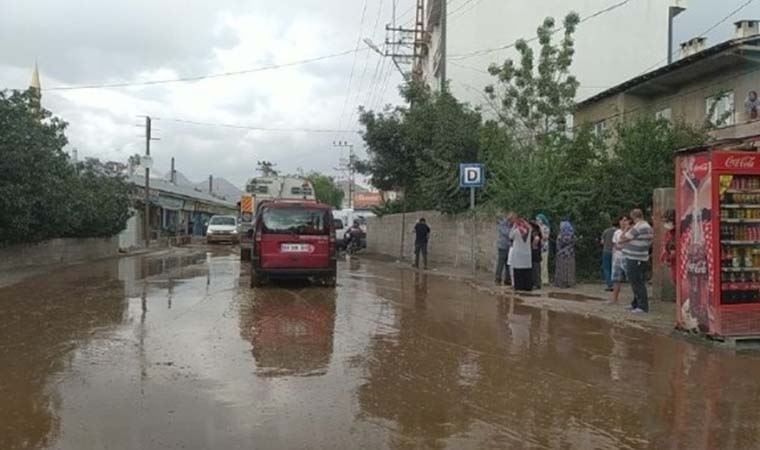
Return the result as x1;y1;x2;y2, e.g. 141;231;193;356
238;176;316;261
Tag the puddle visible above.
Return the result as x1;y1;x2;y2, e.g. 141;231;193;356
547;291;605;302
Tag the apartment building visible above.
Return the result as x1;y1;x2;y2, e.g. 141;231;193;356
574;21;760;141
414;0;676;107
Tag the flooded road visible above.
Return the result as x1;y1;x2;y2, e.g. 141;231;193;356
2;248;760;450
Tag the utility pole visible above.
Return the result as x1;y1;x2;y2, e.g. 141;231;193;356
143;116;152;248
667;4;687;64
440;0;447;91
333;141;355;209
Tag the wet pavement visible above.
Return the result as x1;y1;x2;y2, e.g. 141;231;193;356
2;247;760;449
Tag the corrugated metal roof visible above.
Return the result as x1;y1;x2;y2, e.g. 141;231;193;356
128;174;236;208
576;35;760;109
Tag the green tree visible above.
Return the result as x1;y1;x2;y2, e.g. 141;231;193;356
358;81;482;213
67;158;132;238
0;89;131;245
0;89;74;244
306;172;344;209
479;12;707;277
485;13;580;139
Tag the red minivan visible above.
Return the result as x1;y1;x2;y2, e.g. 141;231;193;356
251;201;337;287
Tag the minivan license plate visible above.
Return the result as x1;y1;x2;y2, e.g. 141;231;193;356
281;243;310;252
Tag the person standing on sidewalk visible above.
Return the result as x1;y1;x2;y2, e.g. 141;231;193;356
600;222;617;292
412;217;431;270
508;213;533;291
495;214;512;285
554;221;576;288
536;213;551;285
529;219;543;289
619;209;654;313
609;215;632;305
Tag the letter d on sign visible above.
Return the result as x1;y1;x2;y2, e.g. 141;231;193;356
459;163;485;188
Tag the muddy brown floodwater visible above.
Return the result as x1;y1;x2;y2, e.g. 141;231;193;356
2;248;760;450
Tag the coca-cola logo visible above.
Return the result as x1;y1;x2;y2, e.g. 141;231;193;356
687;260;708;275
725;155;757;169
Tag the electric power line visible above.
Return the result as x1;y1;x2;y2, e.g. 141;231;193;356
346;0;387;131
449;0;636;60
44;48;364;91
396;1;416;22
157;117;360;134
449;60;611;89
448;0;482;19
334;0;371;141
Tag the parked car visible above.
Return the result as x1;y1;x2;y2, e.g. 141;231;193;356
205;215;239;244
251;201;337;287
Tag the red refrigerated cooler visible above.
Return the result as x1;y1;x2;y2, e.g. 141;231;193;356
676;141;760;338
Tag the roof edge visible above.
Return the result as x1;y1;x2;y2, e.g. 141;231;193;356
576;35;760;110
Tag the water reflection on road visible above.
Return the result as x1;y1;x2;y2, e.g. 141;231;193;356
1;248;760;449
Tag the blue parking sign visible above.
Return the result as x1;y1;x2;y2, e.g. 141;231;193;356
459;163;484;188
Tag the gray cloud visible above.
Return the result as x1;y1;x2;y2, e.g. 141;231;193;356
0;0;410;189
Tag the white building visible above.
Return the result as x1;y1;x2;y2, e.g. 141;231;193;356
417;0;687;105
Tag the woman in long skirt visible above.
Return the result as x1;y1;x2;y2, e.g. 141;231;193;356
536;213;551;286
554;221;576;288
529;220;542;289
508;214;533;291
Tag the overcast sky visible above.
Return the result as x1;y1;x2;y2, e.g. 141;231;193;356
2;0;760;188
0;0;404;187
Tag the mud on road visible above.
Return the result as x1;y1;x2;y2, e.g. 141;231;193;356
2;246;760;450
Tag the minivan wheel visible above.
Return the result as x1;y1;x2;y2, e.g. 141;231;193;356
323;272;337;287
251;271;267;288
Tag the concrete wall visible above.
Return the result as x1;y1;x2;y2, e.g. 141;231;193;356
0;237;119;272
118;210;141;250
367;211;502;272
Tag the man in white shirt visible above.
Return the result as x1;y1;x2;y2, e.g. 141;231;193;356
618;209;654;313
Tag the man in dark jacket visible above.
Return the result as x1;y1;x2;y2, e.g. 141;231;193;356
413;218;431;269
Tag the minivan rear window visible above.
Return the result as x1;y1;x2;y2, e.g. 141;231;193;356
261;208;329;235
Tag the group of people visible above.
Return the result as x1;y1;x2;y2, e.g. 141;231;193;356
600;209;654;314
411;208;653;314
494;212;577;292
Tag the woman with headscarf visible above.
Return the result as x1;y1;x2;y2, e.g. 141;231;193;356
508;212;533;291
554;221;576;288
536;213;551;285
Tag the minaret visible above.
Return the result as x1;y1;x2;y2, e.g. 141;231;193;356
30;61;41;112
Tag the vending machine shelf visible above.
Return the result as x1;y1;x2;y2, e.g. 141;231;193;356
721;218;760;223
720;204;760;208
725;189;760;194
721;267;760;272
721;240;760;245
